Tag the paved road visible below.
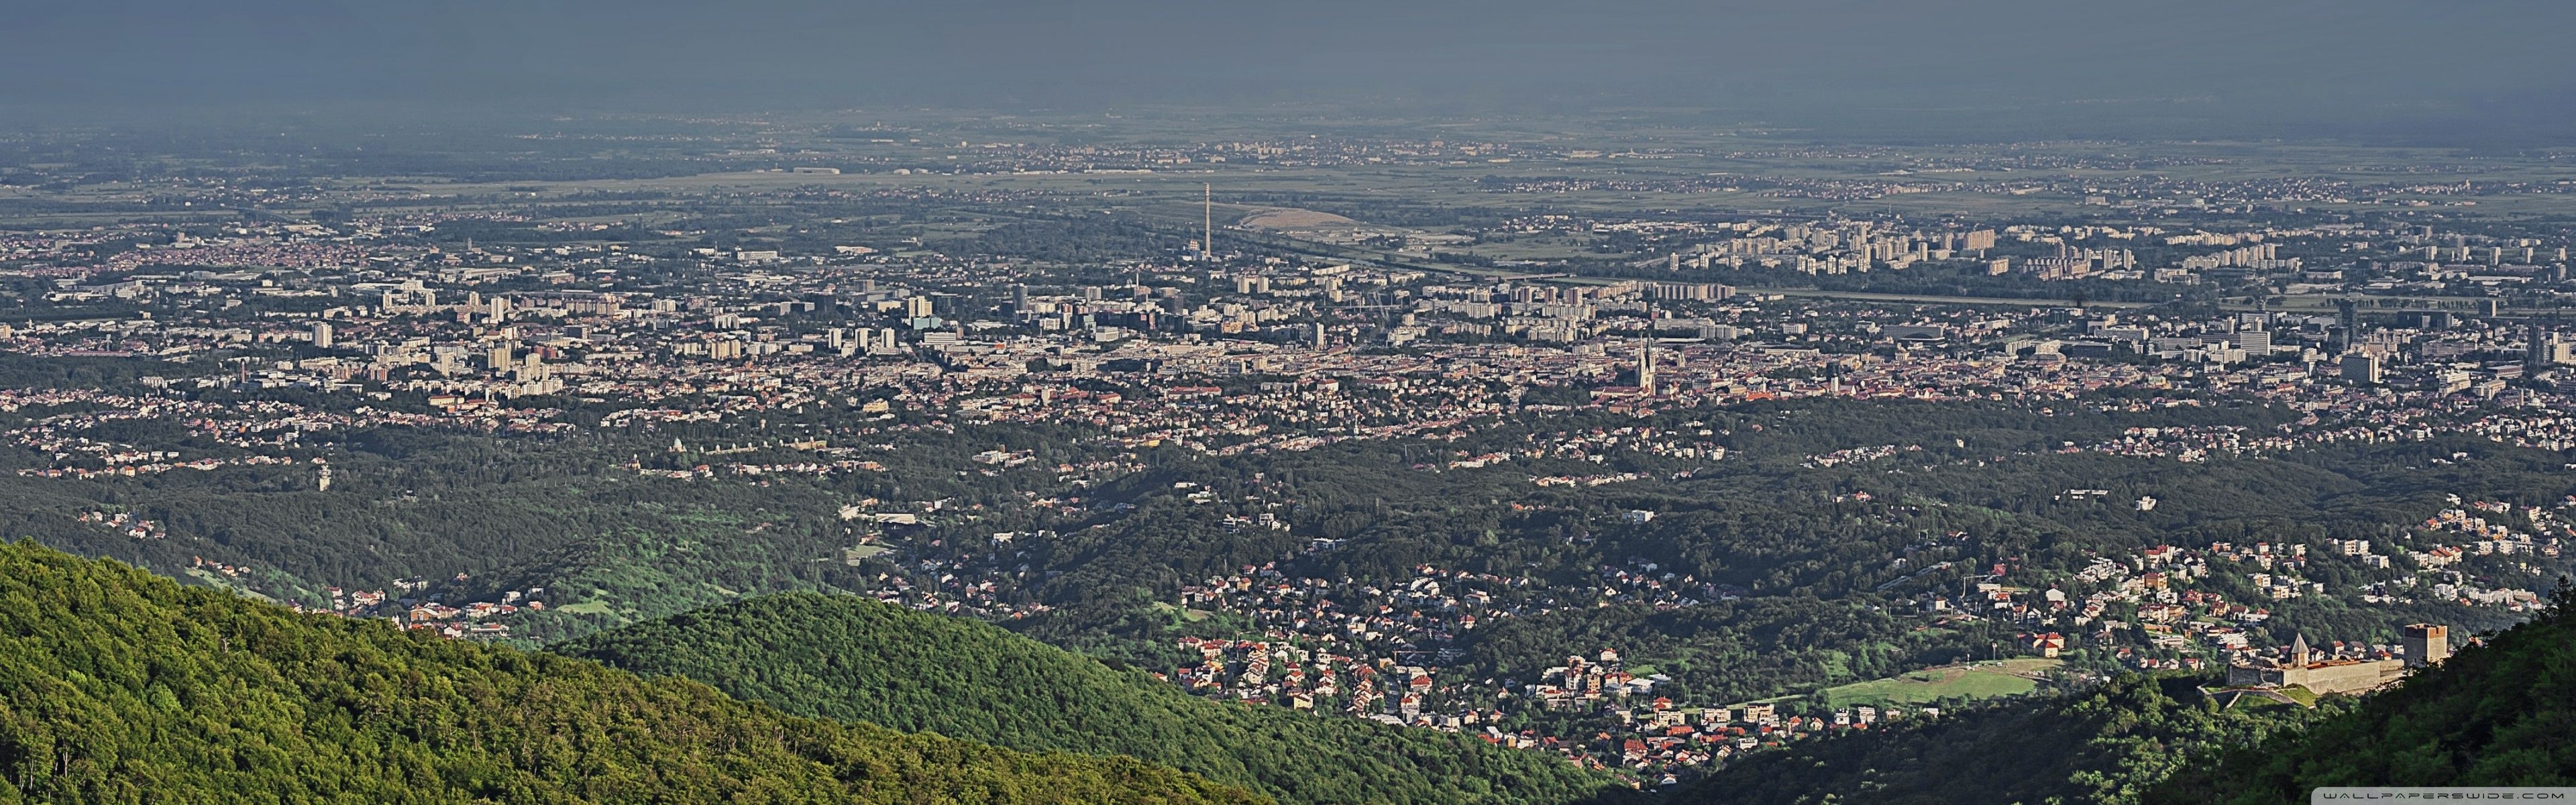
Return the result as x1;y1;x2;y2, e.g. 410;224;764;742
1738;287;2155;309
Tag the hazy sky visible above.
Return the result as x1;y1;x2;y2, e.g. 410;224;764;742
8;1;2572;142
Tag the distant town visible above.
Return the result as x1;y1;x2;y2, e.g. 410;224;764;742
3;117;2571;784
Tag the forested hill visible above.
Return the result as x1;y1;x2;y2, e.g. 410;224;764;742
2153;588;2576;802
1669;673;2342;805
1672;590;2576;805
561;592;1631;805
0;541;1260;804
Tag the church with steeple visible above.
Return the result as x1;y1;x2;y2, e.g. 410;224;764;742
2224;629;2441;695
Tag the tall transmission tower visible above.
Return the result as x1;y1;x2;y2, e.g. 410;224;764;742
1203;183;1214;262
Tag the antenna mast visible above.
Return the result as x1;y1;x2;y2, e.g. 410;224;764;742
1203;183;1214;262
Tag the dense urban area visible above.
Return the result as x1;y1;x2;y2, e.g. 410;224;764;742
3;113;2573;796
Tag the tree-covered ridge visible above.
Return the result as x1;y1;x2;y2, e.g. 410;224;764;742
561;592;1631;805
1671;590;2576;805
2155;588;2576;802
1671;673;2343;805
0;541;1261;805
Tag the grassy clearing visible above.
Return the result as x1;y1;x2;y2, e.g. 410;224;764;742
1146;601;1214;622
1819;658;2061;709
185;567;278;603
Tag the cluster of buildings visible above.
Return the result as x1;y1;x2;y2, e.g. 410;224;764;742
3;161;2574;788
1903;492;2559;684
2222;626;2449;696
1162;559;1941;776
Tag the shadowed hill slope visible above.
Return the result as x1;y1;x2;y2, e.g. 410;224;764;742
2153;588;2576;802
1669;672;2339;805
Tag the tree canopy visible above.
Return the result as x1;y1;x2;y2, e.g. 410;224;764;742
0;541;1261;804
2155;585;2576;802
564;592;1631;805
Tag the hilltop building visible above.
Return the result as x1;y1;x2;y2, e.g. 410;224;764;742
2402;623;2450;667
2226;627;2448;695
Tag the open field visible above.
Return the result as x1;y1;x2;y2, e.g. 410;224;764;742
1240;208;1359;229
1817;658;2063;709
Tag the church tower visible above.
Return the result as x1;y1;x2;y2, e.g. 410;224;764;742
1635;343;1655;394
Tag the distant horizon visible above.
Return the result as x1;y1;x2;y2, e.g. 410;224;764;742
5;101;2571;154
9;1;2575;146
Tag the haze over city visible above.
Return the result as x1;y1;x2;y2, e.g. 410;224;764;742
10;1;2576;143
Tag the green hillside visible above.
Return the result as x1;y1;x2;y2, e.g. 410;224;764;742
1674;590;2576;805
2155;588;2576;802
562;593;1629;805
1672;673;2340;805
0;541;1259;804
